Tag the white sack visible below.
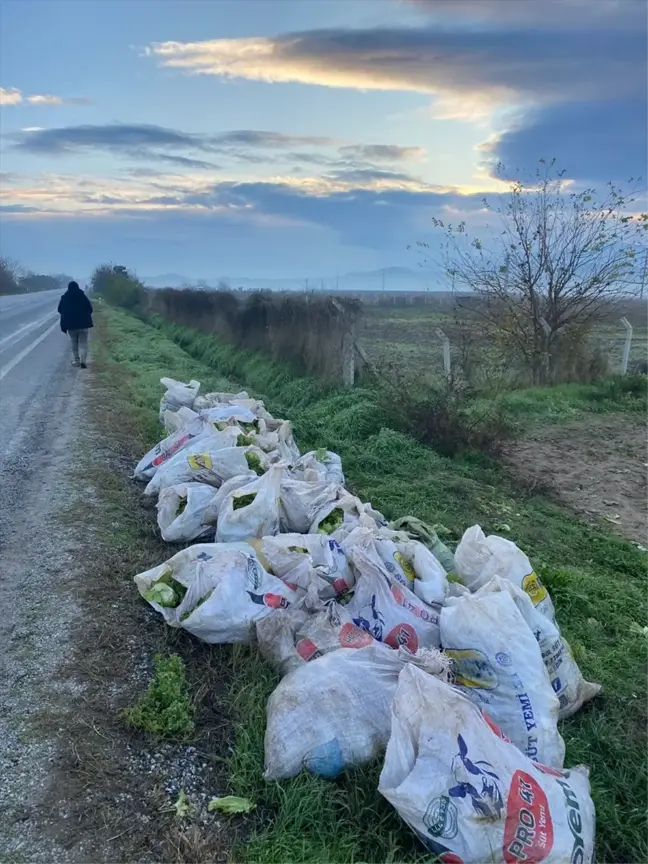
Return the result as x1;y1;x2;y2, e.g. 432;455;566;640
256;588;375;676
262;533;354;598
203;473;258;523
379;665;595;864
156;482;219;542
455;525;555;620
264;643;450;780
144;444;265;497
346;547;441;652
375;533;448;606
163;405;198;433
134;542;296;644
193;390;250;411
216;464;284;543
159;377;200;423
310;493;385;541
476;577;601;719
202;404;257;426
134;416;230;481
441;590;564;768
279;479;339;534
292;450;345;485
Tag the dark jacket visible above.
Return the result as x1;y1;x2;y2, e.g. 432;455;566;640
58;285;93;333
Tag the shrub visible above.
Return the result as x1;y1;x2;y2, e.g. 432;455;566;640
379;375;512;457
91;264;145;310
125;653;195;740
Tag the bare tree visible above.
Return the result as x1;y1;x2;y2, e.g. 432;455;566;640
0;256;21;295
427;161;648;383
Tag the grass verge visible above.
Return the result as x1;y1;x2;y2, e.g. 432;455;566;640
96;304;647;863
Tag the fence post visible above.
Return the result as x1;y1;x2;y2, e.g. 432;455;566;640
436;328;451;379
332;297;356;388
620;316;633;375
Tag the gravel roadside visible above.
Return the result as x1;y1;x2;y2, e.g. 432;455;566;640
0;362;89;861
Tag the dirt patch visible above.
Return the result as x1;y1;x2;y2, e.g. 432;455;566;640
504;415;647;543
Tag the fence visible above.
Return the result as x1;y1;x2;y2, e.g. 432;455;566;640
148;288;362;386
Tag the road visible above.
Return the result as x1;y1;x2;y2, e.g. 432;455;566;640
0;290;90;861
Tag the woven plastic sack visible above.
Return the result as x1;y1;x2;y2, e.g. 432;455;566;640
379;665;595;864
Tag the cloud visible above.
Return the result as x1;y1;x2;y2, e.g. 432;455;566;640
147;23;643;106
486;98;648;183
338;144;425;162
211;130;336;148
11;122;428;178
25;94;91;106
0;87;23;106
404;0;646;29
0;87;91;107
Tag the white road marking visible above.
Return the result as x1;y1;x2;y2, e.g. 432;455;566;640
0;311;57;349
0;321;60;381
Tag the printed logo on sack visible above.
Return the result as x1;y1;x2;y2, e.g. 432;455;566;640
352;594;386;640
188;453;212;471
390;585;435;623
448;734;504;820
152;433;191;467
247;591;290;609
385;623;419;652
423;796;459;840
445;649;499;690
295;637;323;662
244;556;264;591
503;770;554;864
338;622;374;648
521;572;548;606
555;778;587;864
394;551;416;582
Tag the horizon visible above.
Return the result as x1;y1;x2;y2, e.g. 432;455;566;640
1;0;646;280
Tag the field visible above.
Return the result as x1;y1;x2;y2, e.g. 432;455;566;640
79;302;648;864
361;301;648;387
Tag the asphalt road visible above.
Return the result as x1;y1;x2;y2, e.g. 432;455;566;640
0;289;84;463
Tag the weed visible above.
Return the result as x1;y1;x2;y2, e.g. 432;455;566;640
125;654;195;740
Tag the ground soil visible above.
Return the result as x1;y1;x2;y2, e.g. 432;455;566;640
504;415;647;544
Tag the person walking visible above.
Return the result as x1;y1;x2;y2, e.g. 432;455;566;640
58;280;93;368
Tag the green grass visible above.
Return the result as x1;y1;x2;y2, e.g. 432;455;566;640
98;305;647;864
125;653;195;740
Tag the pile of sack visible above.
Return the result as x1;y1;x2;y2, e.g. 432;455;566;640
132;376;600;863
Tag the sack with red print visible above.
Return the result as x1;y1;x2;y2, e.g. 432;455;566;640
346;546;441;652
379;664;595;864
256;588;375;676
261;533;355;599
134;542;296;644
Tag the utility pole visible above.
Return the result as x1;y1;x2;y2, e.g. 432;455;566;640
381;269;386;292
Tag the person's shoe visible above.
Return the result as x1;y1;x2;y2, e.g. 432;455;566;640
80;362;87;369
72;358;80;366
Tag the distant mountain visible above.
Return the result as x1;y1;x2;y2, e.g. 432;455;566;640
142;273;193;288
141;266;443;293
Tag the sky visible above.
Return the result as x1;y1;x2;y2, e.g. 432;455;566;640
0;0;646;281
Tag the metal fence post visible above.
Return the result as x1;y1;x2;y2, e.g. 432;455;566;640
620;317;633;375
